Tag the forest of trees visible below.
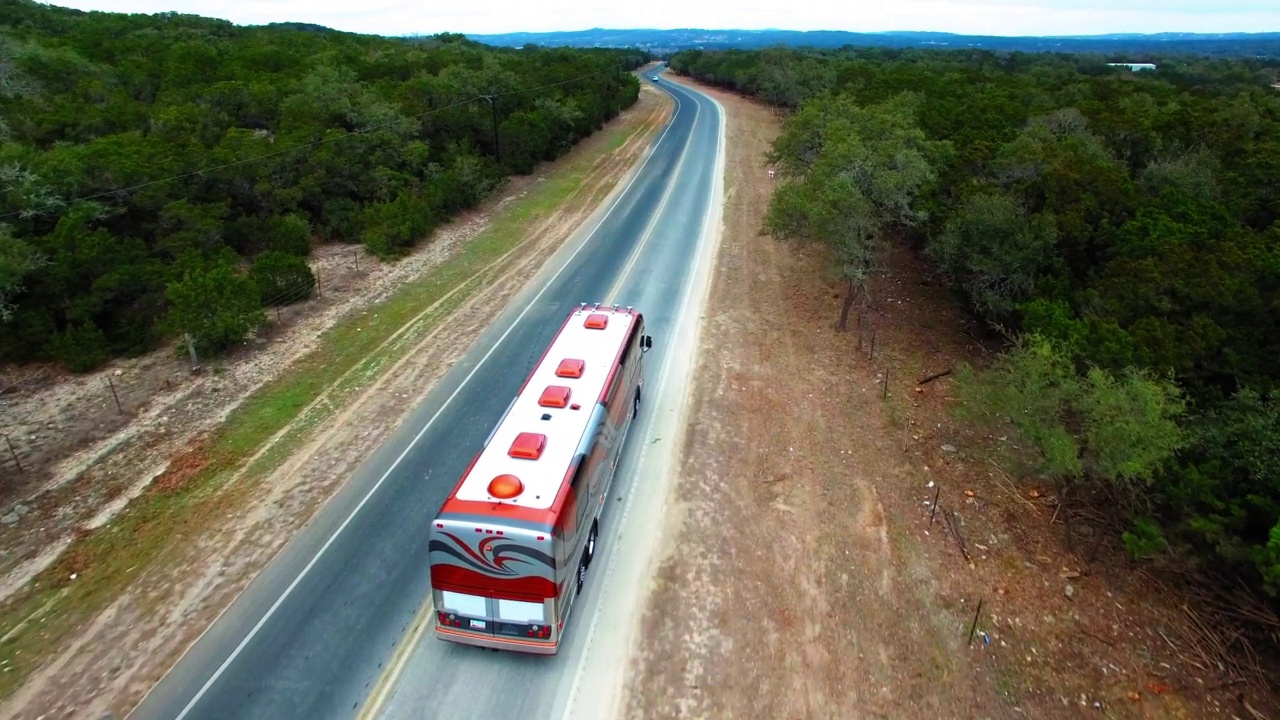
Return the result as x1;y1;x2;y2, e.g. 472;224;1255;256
670;47;1280;616
0;0;644;366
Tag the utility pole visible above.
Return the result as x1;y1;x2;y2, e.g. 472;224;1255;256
482;95;500;164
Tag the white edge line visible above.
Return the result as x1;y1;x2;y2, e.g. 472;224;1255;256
354;77;692;720
603;90;701;305
557;79;728;720
350;75;691;717
158;79;687;720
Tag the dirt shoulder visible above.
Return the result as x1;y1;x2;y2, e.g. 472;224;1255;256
622;74;1276;720
0;85;672;720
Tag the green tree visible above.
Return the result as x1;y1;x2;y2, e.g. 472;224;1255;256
1078;364;1187;487
155;199;228;259
954;334;1187;495
48;319;109;372
250;250;315;306
989;109;1135;284
766;92;941;329
1172;389;1280;594
163;250;265;355
928;191;1057;321
2;4;641;368
672;42;1280;607
0;224;46;321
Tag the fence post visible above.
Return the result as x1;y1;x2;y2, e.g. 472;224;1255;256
107;377;123;413
184;333;199;371
968;598;985;645
3;434;21;473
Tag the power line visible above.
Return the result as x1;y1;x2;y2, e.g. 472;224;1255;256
492;64;619;98
1;61;634;221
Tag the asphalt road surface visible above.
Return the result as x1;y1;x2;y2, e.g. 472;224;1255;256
128;66;726;720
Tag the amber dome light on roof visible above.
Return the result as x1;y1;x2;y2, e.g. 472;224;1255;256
539;385;571;408
508;431;546;460
555;358;585;378
487;474;524;499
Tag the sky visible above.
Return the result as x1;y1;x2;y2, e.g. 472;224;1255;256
44;0;1280;38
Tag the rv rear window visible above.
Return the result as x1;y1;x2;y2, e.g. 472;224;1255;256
497;598;545;623
441;591;486;617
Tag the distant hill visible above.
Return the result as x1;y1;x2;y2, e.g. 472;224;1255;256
260;22;339;33
460;28;1280;58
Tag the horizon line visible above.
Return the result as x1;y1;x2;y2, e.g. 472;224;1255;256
450;26;1280;40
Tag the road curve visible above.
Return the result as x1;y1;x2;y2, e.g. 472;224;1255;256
127;66;725;720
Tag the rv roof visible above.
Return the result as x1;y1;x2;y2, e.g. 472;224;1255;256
452;306;637;511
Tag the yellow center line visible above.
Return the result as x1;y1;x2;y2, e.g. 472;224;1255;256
355;594;438;720
602;88;701;306
354;77;693;720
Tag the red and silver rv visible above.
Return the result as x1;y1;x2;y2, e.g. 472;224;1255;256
427;303;652;654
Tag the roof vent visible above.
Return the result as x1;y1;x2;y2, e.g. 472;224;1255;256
487;474;524;499
509;432;546;460
584;313;609;330
555;358;585;378
539;385;571;408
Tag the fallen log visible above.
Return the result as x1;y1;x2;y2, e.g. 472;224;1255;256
917;367;954;385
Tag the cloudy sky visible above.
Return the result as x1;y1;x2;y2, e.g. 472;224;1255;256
45;0;1280;37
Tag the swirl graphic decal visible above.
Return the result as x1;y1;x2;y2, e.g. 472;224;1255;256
430;532;555;577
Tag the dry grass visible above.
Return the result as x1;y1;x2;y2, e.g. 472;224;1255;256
623;74;1280;720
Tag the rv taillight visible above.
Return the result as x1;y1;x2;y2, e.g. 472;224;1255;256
435;523;443;528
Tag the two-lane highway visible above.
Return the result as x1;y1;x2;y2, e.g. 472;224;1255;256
129;66;725;720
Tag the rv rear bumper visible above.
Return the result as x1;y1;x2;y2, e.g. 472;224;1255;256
436;625;560;655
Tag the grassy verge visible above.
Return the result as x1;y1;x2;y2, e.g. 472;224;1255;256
0;102;662;699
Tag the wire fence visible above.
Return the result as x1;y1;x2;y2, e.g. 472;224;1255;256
0;60;655;485
0;246;371;482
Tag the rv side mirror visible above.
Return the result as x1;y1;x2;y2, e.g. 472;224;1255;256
643;335;653;351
